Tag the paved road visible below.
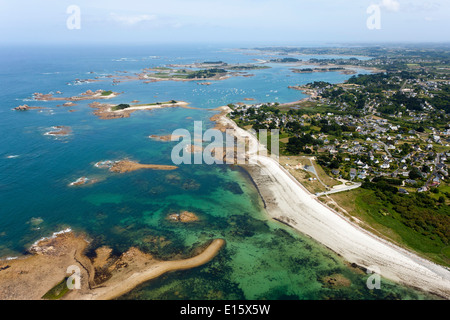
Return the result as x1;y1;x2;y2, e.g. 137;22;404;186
315;182;362;196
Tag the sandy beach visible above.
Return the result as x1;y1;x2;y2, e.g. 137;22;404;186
149;134;187;141
216;107;450;299
110;101;191;113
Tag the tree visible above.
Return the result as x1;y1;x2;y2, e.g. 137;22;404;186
409;168;422;180
400;143;411;156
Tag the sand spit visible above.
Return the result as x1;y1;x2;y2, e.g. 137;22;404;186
78;238;225;300
95;160;178;173
0;232;225;300
90;101;193;120
213;107;450;299
290;67;357;75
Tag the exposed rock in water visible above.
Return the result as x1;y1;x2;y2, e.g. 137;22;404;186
45;126;72;136
167;211;199;223
14;104;30;111
321;274;351;289
225;182;243;194
166;173;182;185
14;104;44;111
182;179;200;191
109;160;178;173
149;134;186;142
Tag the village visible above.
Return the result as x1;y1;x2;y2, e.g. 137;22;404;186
228;70;450;197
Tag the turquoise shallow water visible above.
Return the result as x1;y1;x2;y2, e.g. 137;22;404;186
0;44;434;299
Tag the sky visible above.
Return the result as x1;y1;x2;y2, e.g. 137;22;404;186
0;0;449;45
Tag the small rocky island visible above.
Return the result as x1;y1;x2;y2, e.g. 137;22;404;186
167;211;199;223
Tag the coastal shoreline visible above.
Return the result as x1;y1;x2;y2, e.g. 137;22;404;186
0;230;225;300
215;108;450;299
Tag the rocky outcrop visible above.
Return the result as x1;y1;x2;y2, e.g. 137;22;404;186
167;211;199;223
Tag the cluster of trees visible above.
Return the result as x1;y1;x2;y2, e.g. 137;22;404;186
269;58;300;63
347;73;401;93
317;154;342;170
285;134;322;154
399;142;412;156
186;68;227;79
321;87;367;110
428;84;450;114
344;71;450;114
285;121;308;134
305;81;331;89
112;104;130;111
231;105;281;131
390;92;424;112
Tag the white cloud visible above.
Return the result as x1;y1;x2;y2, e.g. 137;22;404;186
380;0;400;12
404;1;441;12
110;13;157;25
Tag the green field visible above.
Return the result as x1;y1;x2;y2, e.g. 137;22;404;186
330;189;450;267
42;277;70;300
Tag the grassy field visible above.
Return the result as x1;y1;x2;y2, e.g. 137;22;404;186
42;277;70;300
280;156;329;193
329;189;450;267
279;156;450;267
